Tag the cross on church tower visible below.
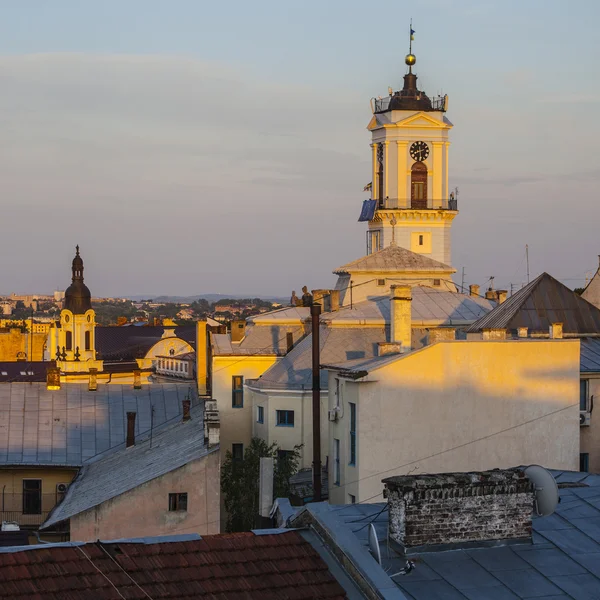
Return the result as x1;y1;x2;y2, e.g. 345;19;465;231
361;25;457;267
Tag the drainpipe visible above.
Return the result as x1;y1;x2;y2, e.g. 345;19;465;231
311;302;322;503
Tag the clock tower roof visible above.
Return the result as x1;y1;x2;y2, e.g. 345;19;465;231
64;245;92;315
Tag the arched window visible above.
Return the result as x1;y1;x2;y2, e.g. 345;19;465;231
65;331;72;351
411;162;428;209
85;331;91;351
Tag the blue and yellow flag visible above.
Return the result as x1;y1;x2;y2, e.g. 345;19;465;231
410;28;415;41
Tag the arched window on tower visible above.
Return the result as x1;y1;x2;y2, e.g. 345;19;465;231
411;162;428;209
65;331;72;351
85;331;91;351
377;143;384;204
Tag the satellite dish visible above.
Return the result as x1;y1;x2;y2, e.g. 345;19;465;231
368;523;382;565
525;464;559;516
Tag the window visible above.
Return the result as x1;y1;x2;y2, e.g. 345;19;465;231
277;449;293;463
410;162;427;209
22;479;42;515
333;439;340;486
168;493;188;511
276;410;295;427
349;494;356;504
65;331;72;351
232;443;244;461
418;234;424;246
349;403;356;466
376;279;386;286
85;331;91;351
433;279;441;287
580;380;589;411
232;376;244;408
257;406;264;424
367;230;382;255
580;453;590;473
184;363;188;373
334;378;340;408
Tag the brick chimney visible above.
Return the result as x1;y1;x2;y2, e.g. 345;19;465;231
469;284;480;298
428;328;456;345
485;288;497;301
383;468;534;555
88;368;97;392
550;322;563;339
182;399;191;422
46;366;61;391
330;289;340;312
497;290;508;304
231;320;246;343
518;327;529;338
126;412;136;448
133;370;142;390
390;285;411;351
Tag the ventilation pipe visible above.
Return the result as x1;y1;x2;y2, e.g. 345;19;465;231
126;412;136;448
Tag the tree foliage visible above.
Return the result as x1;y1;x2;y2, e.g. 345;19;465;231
221;438;302;532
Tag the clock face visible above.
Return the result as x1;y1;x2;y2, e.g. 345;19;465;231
410;141;429;162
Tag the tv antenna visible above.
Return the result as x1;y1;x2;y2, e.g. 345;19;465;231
525;464;559;516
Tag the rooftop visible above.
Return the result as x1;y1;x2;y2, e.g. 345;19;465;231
285;470;600;600
466;273;600;334
0;531;349;599
0;382;197;467
42;404;211;529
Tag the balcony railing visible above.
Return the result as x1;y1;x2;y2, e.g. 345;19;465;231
372;94;447;114
1;511;50;527
376;198;458;211
1;493;59;528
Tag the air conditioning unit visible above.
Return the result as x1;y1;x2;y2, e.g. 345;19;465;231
56;483;69;494
580;412;591;427
328;408;339;422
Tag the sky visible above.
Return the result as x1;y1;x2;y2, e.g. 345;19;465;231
1;0;599;297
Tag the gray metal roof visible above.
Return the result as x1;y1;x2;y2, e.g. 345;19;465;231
42;404;213;529
466;273;600;334
581;338;600;373
333;245;455;275
300;470;600;600
0;383;197;467
212;324;306;356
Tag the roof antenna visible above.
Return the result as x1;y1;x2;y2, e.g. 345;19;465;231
526;244;530;284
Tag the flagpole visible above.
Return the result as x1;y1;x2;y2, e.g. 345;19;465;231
409;19;412;55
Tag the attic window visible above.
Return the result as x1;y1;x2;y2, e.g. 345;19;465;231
377;279;386;286
433;279;441;287
168;493;188;512
1;371;7;376
27;371;34;376
20;371;27;376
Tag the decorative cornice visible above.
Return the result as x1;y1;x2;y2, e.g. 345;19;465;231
375;209;458;223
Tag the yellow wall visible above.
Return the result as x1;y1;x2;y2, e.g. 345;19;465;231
0;329;46;361
328;339;580;504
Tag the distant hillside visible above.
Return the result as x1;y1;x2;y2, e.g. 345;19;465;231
127;294;288;304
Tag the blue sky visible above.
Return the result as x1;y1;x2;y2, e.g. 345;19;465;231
1;0;599;296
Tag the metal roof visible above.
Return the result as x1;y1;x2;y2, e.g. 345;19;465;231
333;245;455;275
0;382;197;467
466;273;600;334
212;324;306;356
581;338;600;373
293;470;600;600
42;404;212;529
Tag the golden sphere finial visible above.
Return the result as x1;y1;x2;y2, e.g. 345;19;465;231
405;53;416;66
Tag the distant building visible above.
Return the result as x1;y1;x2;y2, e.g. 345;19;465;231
156;351;196;380
582;256;600;310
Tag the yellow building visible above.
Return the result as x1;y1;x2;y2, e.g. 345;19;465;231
0;326;46;361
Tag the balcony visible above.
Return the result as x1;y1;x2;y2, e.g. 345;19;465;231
1;493;58;529
377;197;458;211
372;94;447;114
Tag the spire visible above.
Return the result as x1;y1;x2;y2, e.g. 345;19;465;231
406;21;416;74
64;245;92;314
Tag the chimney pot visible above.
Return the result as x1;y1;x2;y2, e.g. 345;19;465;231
485;288;497;301
182;399;191;422
390;285;412;351
126;412;136;448
469;284;480;298
550;322;563;339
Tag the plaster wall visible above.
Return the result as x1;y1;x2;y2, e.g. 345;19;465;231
69;450;220;541
0;329;46;361
328;340;580;504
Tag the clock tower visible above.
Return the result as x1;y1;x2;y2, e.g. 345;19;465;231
363;35;457;266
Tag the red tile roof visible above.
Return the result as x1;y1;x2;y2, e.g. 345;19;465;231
0;531;347;599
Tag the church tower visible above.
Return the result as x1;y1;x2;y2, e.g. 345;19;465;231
363;30;457;266
49;246;103;373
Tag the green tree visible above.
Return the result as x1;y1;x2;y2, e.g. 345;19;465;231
221;438;302;532
574;287;585;296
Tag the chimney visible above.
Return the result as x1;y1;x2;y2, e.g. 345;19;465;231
428;328;456;345
126;412;136;448
390;285;412;351
46;366;61;391
482;328;507;340
485;288;497;301
182;399;191;422
203;399;220;448
377;342;402;356
258;457;275;526
497;290;508;304
286;331;294;353
550;322;563;339
88;368;97;392
469;284;480;298
196;320;208;396
312;289;329;309
330;289;340;312
518;327;529;338
231;320;246;343
383;468;534;555
133;370;142;390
